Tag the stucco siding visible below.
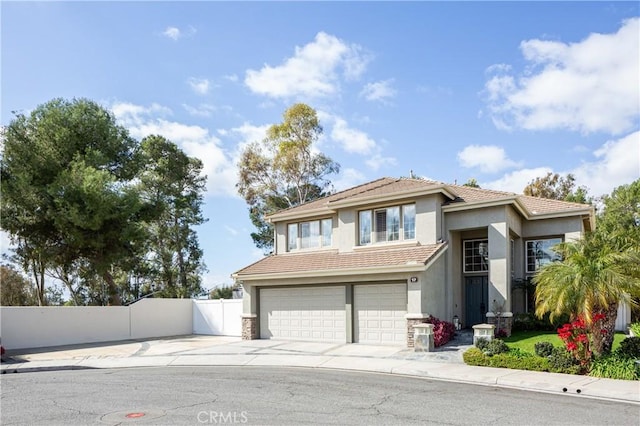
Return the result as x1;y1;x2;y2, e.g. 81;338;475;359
338;209;356;252
422;253;447;319
445;206;507;231
415;196;440;244
522;217;583;238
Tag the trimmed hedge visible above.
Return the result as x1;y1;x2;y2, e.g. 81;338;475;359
463;347;550;372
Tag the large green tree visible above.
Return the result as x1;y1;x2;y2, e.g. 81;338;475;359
237;103;339;251
597;179;640;249
523;172;590;204
138;135;207;298
1;98;146;305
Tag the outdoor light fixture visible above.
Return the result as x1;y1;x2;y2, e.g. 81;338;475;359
453;315;461;331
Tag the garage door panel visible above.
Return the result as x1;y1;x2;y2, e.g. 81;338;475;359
260;286;346;343
355;284;407;345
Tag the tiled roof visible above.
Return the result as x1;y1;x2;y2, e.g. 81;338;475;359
234;243;445;277
267;177;592;220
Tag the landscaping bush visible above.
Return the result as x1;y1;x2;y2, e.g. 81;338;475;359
424;316;456;347
589;354;639;381
534;341;555;358
629;322;640;336
548;347;582;375
615;336;640;359
512;312;568;332
475;337;490;351
482;339;509;356
463;347;550;372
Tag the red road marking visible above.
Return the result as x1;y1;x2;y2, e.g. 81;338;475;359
125;412;146;418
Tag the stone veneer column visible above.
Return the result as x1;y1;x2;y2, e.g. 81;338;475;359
241;314;258;340
406;315;430;348
486;312;513;337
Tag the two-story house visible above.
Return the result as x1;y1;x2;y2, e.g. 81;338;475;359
232;177;595;347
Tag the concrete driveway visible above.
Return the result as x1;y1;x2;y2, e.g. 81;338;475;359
2;334;638;405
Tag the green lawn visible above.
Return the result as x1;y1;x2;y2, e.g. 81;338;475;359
503;330;627;354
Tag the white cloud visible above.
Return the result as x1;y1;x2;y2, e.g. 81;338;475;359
483;167;553;194
112;102;237;197
483;131;640;197
572;131;640;197
161;25;196;41
163;26;181;40
360;79;396;102
182;103;217;117
484;17;639;135
326;115;396;171
457;145;522;173
366;153;398;171
224;74;239;82
244;32;370;99
331;118;376;155
332;168;366;192
187;77;211;95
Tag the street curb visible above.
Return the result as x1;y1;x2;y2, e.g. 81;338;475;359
3;355;639;405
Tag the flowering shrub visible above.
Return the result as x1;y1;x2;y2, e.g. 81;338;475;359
495;328;508;339
424;316;456;347
557;313;606;368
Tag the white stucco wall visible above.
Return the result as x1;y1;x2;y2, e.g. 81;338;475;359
1;299;199;350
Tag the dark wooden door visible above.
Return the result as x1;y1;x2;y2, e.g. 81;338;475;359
465;276;488;327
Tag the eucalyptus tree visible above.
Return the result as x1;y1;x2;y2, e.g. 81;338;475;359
237;103;339;252
524;172;590;204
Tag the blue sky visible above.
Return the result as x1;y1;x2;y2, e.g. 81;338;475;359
2;2;639;291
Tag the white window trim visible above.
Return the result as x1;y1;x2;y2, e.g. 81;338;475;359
359;204;416;246
287;218;333;252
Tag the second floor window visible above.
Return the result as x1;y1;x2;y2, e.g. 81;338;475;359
288;218;332;251
359;204;415;245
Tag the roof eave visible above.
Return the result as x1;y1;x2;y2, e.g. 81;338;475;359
267;206;337;222
232;263;431;282
442;197;519;213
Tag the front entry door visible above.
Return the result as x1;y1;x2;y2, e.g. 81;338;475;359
465;276;488;327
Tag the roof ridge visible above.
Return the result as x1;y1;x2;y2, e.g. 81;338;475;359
517;193;591;208
448;183;517;197
329;177;400;202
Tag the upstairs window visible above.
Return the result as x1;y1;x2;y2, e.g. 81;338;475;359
526;238;562;273
288;218;332;251
359;204;415;245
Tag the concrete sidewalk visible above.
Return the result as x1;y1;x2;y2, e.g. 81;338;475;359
2;334;638;405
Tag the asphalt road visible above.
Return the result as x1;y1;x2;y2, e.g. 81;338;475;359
1;366;638;425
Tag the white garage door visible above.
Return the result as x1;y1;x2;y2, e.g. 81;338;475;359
260;286;346;343
354;284;407;345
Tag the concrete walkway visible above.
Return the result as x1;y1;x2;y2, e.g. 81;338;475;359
2;333;638;405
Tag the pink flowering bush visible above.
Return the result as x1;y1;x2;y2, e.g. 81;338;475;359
424;316;456;347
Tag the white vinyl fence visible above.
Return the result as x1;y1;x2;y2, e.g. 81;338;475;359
192;299;242;336
0;298;242;350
